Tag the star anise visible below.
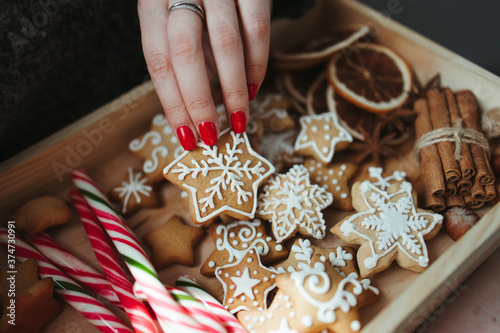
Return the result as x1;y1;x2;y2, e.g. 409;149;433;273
411;73;441;99
349;123;400;166
377;107;417;133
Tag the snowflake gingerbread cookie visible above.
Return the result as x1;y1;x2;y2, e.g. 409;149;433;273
294;112;352;164
201;219;288;276
109;167;159;216
238;255;379;333
215;248;277;313
163;129;275;224
257;164;333;243
331;167;443;277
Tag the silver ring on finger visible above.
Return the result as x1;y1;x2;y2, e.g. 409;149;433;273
168;1;205;20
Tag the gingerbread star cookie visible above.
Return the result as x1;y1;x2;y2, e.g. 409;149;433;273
294;112;352;164
303;159;358;211
238;255;378;333
143;215;206;270
10;196;72;236
215;248;277;313
1;259;62;333
164;128;275;224
331;167;443;277
257;164;333;242
109;167;160;216
201;219;288;276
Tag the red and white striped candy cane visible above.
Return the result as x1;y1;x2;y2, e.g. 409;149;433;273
0;229;132;333
176;276;247;333
70;189;159;333
72;168;212;333
29;232;124;311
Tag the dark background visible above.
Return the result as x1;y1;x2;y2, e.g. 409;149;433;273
1;0;499;162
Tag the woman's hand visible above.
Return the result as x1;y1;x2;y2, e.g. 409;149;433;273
138;0;272;150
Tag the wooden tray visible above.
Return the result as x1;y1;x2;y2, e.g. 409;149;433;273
1;0;500;332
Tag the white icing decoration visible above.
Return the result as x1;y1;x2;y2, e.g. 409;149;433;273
301;316;313;327
329;246;353;267
312;126;318;132
275;244;283;252
113;167;152;214
339;169;442;270
268;318;298;333
341;193;348;199
208;261;215;268
328;169;334;175
294;112;353;163
231;267;259;300
164;129;275;223
257;165;333;242
291;263;372;325
351;320;361;331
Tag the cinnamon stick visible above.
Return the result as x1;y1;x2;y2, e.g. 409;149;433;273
444;89;475;179
414;98;446;198
456;90;495;185
445;181;457;197
457;178;472;197
427;89;461;182
463;194;485;209
484;184;497;202
471;180;486;202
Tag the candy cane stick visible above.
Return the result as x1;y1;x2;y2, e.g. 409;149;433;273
72;168;216;333
70;190;159;333
29;232;124;311
0;229;132;333
176;276;247;333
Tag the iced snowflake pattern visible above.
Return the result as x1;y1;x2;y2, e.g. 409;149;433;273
257;164;333;242
337;169;443;274
113;167;152;214
164;128;275;223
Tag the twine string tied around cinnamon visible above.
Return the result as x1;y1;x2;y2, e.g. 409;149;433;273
415;118;490;161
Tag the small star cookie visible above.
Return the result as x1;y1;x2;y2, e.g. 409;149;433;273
331;168;443;277
303;159;358;211
238;255;378;333
109;167;159;216
215;248;277;313
201;219;288;276
0;259;61;333
143;216;206;270
164;128;275;224
257;164;333;242
294;112;352;164
10;196;72;236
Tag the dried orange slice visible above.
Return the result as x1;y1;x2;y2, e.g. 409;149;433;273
273;24;370;70
327;43;412;113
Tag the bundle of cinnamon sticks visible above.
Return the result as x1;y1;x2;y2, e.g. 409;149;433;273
414;88;496;211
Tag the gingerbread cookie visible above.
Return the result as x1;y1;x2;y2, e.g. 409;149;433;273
143;215;205;270
164;128;275;224
258;129;304;173
331;167;443;277
201;219;288;276
274;238;357;277
294;112;352;164
109;167;160;216
257;164;333;242
1;259;61;333
129;113;185;183
304;159;358;211
215;248;277;313
10;196;72;236
238;255;378;333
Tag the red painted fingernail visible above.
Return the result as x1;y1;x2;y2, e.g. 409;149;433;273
199;122;218;146
231;110;246;134
176;126;197;151
248;83;258;101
